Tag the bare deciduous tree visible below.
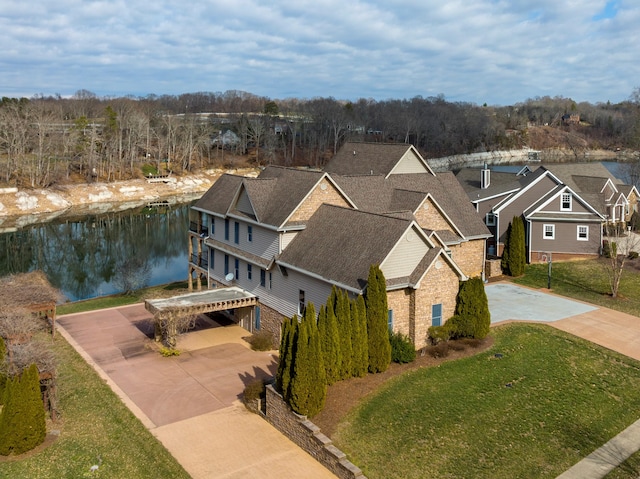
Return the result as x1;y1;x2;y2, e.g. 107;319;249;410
602;226;640;298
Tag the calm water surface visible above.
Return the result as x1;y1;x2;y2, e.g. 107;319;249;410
0;202;191;301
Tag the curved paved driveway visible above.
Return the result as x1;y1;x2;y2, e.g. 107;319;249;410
58;304;336;479
486;282;640;361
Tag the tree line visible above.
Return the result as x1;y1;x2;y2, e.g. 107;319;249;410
1;88;640;188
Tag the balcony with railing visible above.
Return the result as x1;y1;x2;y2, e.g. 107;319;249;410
189;221;209;237
190;253;209;269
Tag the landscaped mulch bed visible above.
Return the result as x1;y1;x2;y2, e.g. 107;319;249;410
311;336;494;436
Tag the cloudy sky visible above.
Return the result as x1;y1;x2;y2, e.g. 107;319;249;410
1;0;638;105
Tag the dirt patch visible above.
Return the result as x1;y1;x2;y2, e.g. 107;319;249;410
311;336;494;436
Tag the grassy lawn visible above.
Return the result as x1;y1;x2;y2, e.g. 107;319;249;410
0;330;190;478
1;283;192;478
333;323;640;479
56;281;190;316
513;259;640;317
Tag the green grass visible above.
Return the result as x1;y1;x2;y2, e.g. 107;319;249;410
334;324;640;479
513;259;640;318
57;281;190;315
0;331;190;478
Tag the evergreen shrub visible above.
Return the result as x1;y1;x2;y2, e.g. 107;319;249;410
389;331;416;364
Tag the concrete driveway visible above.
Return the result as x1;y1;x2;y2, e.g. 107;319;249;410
486;282;640;361
58;304;336;479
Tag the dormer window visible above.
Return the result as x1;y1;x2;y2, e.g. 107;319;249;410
561;193;572;211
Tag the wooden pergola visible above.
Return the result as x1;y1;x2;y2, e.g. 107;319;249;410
145;287;259;347
0;271;62;337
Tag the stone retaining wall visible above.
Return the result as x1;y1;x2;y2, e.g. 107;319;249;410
265;385;367;479
428;149;539;172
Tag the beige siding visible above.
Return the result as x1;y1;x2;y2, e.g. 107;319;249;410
413;197;455;232
381;227;430;279
449;239;485;278
392;151;429;174
287;179;351;224
281;231;298;251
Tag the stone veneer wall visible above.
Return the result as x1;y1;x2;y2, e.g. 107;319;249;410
449;239;485;279
288;179;351;223
257;302;286;343
485;259;503;278
265;385;367;479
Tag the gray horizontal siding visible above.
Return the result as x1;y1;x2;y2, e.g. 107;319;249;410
529;221;600;256
206;249;335;319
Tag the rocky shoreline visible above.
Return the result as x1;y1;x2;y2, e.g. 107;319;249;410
0;168;259;231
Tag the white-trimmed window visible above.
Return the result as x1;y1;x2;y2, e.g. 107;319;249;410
298;290;306;316
577;225;588;241
561;193;572;211
543;224;555;239
485;213;496;226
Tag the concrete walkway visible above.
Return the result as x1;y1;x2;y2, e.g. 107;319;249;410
58;304;336;479
486;283;640;478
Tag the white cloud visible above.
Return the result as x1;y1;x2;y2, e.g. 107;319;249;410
0;0;638;104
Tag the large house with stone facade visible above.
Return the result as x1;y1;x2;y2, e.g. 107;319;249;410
455;162;639;263
188;143;490;349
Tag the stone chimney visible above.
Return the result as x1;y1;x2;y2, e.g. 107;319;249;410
481;163;490;189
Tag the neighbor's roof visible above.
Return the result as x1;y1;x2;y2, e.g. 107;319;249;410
455;167;546;201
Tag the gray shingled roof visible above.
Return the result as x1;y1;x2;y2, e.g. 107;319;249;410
387;172;491;238
324;142;425;176
455;167;546;201
254;166;330;226
193;174;244;215
277;204;419;291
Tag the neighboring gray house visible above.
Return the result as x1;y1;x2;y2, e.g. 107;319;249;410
456;162;638;263
188;143;490;348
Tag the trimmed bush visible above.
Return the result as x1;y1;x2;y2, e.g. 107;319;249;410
428;324;453;344
0;364;46;455
247;330;275;351
243;379;266;405
629;251;639;260
454;277;491;339
389;331;416;364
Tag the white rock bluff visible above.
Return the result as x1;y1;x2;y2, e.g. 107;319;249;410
0;168;259;230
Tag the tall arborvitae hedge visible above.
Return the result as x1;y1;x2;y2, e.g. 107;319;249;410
453;277;491;339
317;305;341;385
276;316;297;400
351;295;369;377
365;265;391;373
0;336;6;405
0;364;46;455
502;216;526;276
336;289;353;379
509;216;526;276
288;303;326;416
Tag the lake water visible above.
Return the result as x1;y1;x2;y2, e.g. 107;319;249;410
0;202;191;301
